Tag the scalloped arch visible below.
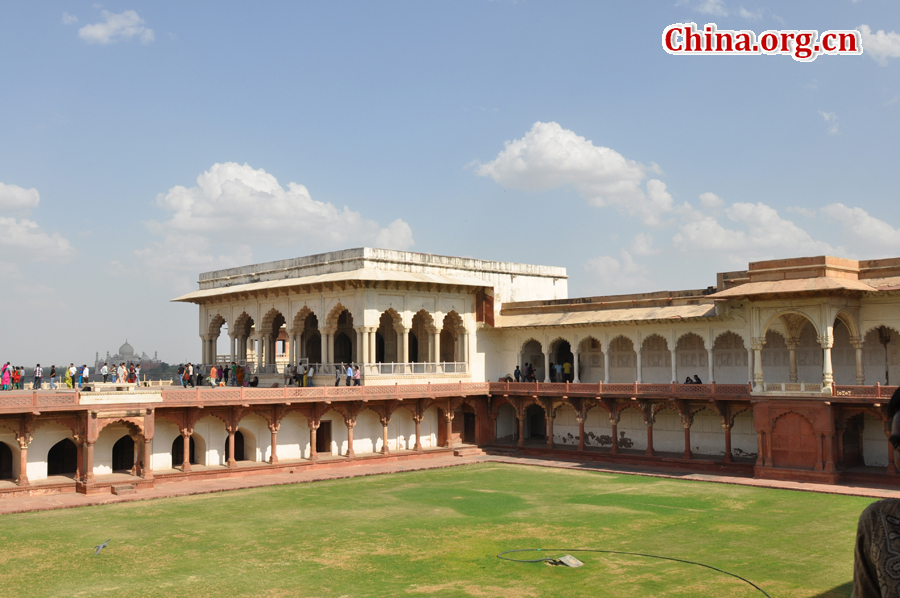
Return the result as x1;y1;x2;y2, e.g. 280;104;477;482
762;310;821;338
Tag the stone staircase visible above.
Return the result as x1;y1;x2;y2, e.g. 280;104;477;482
453;446;485;458
111;484;137;496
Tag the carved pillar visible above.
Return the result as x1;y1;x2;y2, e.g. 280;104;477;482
573;348;580;383
851;337;865;385
747;347;753;385
308;420;319;462
723;422;733;463
327;331;335;364
288;333;295;366
545;404;554;449
444;409;454;449
142;436;153;480
399;327;410;365
646;424;655;457
517;410;525;447
543;349;550;383
358;327;370;365
576;415;585;452
229;335;236;364
16;435;30;487
200;335;208;366
345;417;356;458
787;339;799;383
707;347;714;383
84;441;95;483
636;349;643;383
75;437;84;482
752;337;765;391
756;431;765;467
819;335;834;392
413;413;423;452
181;430;192;471
428;330;436;363
670;346;677;383
682;417;692;460
461;328;469;366
610;415;619;454
381;416;390;454
269;423;279;464
227;427;236;468
320;331;328;365
604;351;610;384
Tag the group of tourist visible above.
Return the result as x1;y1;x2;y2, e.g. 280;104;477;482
282;363;319;387
332;363;361;386
513;361;575;383
98;362;141;385
1;363;26;390
177;362;259;388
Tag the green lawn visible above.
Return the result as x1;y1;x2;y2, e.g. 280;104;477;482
0;463;871;597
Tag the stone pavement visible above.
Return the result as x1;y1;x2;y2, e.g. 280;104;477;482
1;453;898;516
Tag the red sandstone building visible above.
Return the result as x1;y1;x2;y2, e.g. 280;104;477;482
0;249;898;497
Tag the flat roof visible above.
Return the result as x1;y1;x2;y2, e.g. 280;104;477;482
496;304;718;329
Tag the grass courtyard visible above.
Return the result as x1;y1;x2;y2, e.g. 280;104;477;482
0;463;871;597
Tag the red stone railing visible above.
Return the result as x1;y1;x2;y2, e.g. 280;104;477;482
488;380;753;398
0;382;492;414
832;384;899;399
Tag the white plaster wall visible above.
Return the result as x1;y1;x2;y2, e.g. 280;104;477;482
653;408;684;453
279;412;308;460
321;411;349;455
583;408;612;447
194;415;228;466
863;412;889;467
238;413;269;462
731;410;757;458
354;410;382;455
388;408;416;451
421;405;438;448
151;419;181;471
94;424;136;475
497;404;516;442
691;409;725;456
617;407;648;451
0;431;21;480
552;405;580;448
27;422;73;481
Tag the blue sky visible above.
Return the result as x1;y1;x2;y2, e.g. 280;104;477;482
2;1;899;365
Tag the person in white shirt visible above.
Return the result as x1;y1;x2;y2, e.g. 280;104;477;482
346;364;353;386
81;365;90;385
33;364;43;389
117;363;127;385
101;363;109;383
135;364;141;386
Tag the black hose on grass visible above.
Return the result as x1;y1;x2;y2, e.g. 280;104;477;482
496;548;772;597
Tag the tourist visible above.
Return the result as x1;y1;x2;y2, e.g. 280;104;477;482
223;363;230;386
100;363;109;383
110;364;117;383
514;365;521;382
178;364;185;386
549;362;555;382
353;365;361;386
217;366;224;386
235;364;244;387
63;366;73;389
33;364;42;390
82;365;90;386
13;367;21;390
284;364;293;387
135;364;141;385
335;364;342;387
853;386;900;596
526;363;535;382
185;363;195;388
1;363;9;391
557;362;565;382
209;364;218;387
306;364;314;387
563;360;572;382
68;364;76;388
346;363;353;386
685;376;693;384
117;363;126;385
249;375;259;387
693;375;702;384
49;365;57;389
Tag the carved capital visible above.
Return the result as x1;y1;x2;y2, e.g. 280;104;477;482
818;335;834;350
751;337;766;351
849;336;864;350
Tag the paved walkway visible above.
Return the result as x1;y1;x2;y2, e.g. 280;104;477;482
1;453;898;516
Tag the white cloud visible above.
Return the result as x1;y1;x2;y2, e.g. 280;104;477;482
630;233;659;256
821;203;900;255
475;121;674;226
0;182;40;215
859;25;900;66
786;206;817;219
0;217;75;260
153;162;414;250
698;192;725;209
695;0;728;16
584;249;651;293
819;110;839;135
738;7;763;20
62;12;78;25
673;202;834;260
78;10;154;45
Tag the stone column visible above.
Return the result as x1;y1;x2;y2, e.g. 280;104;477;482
604;351;610;384
369;328;377;365
320;331;328;366
181;430;192;471
269;423;279;464
546;405;554;449
428;331;436;363
517;413;525;447
75;439;83;482
380;416;390;454
636;348;643;383
142;436;153;480
752;337;765;391
682;422;692;460
787;339;799;383
747;347;753;385
573;348;581;383
851;337;865;385
200;335;208;366
444;409;454;449
543;350;550;383
461;329;469;366
820;335;834;392
345;417;356;458
84;441;95;483
308;421;319;463
670;346;677;383
227;428;236;468
358;328;369;365
645;423;655;457
257;336;265;371
610;416;619;454
327;332;335;365
399;327;410;365
413;414;423;452
288;334;295;366
723;423;733;463
707;348;714;384
16;436;29;486
576;415;585;451
229;335;236;364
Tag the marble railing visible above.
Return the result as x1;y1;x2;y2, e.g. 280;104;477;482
489;381;752;397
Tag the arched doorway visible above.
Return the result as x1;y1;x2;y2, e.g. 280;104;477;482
409;333;419;364
771;413;816;470
112;435;135;472
171;436;196;466
0;442;13;480
375;333;386;363
47;438;77;476
334;333;353;365
525;404;546;439
225;431;245;462
377;310;400;363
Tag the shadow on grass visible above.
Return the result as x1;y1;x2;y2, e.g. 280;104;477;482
808;581;851;597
